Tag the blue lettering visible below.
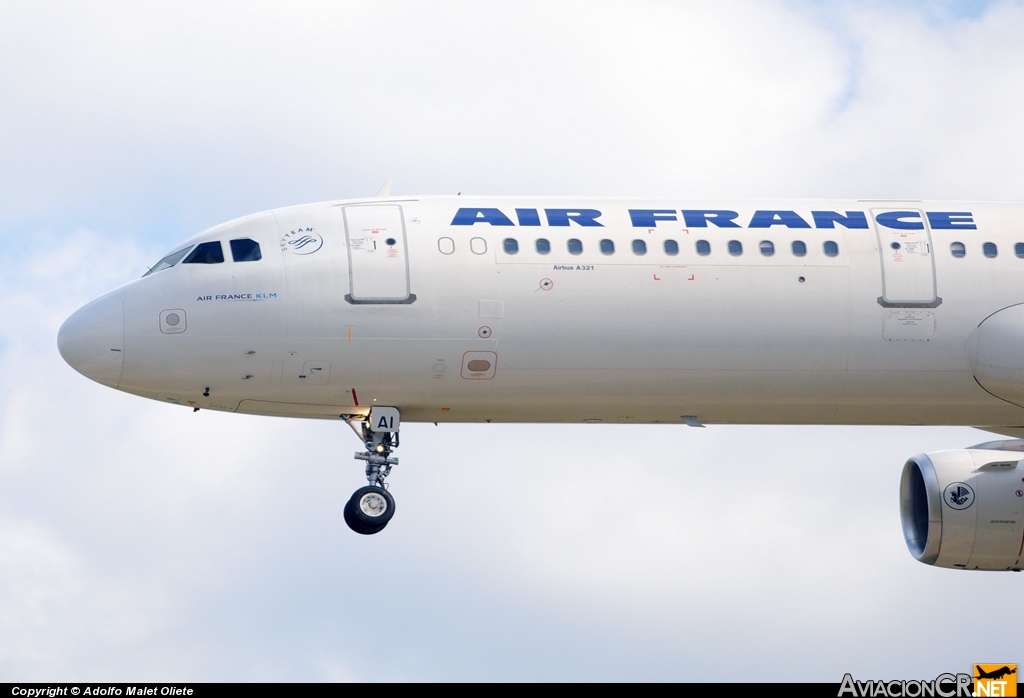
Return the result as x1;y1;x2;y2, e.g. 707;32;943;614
629;209;677;227
749;210;811;229
545;209;604;227
927;211;976;229
681;210;740;228
515;208;541;226
811;211;869;229
451;208;514;226
875;211;924;230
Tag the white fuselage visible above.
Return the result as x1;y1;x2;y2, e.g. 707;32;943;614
57;197;1024;429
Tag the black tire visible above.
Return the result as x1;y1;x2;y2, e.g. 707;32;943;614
344;497;388;535
347;485;396;527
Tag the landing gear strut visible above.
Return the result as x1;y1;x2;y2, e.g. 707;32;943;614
343;408;400;535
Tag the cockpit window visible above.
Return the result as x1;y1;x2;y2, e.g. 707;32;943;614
182;241;225;265
230;238;262;262
142;246;194;277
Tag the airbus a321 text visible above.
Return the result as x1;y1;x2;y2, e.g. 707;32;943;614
57;195;1024;567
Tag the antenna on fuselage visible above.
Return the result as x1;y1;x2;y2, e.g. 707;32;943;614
375;179;393;197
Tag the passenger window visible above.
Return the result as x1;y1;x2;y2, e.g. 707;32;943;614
792;240;807;257
183;241;224;265
470;237;487;255
950;242;966;258
664;239;679;255
503;238;519;255
143;246;194;277
1016;243;1024;258
438;237;455;255
600;239;615;255
984;242;998;258
230;238;262;262
567;239;583;255
632;239;647;255
536;238;551;255
696;240;711;256
728;240;742;256
759;240;774;257
823;241;839;257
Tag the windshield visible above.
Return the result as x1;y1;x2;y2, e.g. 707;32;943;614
182;241;225;264
143;246;194;277
230;238;262;261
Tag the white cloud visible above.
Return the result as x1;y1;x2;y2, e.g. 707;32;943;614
0;516;169;680
0;0;1022;681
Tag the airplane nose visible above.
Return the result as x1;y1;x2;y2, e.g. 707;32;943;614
57;293;124;389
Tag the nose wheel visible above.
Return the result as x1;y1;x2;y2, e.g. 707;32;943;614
344;486;396;535
343;409;400;535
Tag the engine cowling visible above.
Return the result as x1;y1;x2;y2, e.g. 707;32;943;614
900;440;1024;570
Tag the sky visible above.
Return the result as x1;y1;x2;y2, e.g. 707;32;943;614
1;0;1023;682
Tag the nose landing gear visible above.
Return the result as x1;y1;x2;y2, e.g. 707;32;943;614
343;408;400;535
344;485;395;535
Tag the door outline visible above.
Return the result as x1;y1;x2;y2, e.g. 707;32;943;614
342;204;417;305
872;208;942;308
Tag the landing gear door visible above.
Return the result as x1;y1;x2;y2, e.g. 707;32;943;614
343;205;415;304
873;208;939;308
370;406;400;432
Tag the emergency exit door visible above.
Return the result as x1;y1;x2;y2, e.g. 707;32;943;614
872;208;940;308
343;205;415;304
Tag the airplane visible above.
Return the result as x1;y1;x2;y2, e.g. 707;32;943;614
56;194;1024;567
975;666;1016;681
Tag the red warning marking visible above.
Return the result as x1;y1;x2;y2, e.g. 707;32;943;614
351;388;359;406
687;275;695;281
653;274;661;281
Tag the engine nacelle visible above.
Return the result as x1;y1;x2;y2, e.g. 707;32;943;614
901;440;1024;570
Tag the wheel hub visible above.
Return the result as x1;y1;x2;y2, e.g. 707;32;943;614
359;492;388;517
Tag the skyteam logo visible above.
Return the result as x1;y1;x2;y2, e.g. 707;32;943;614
280;227;323;255
944;482;976;510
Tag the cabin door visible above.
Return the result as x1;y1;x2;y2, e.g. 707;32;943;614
872;208;939;307
343;204;415;304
